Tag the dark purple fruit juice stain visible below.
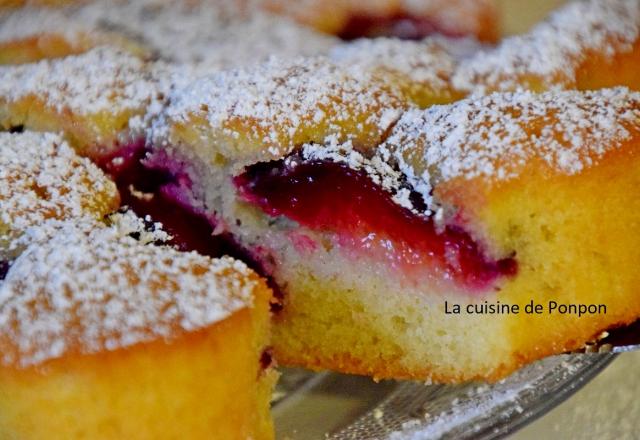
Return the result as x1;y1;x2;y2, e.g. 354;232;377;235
260;348;274;371
97;142;223;256
0;261;10;280
97;141;284;311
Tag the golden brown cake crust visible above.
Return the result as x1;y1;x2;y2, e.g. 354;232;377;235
453;0;640;94
382;87;640;196
0;216;263;368
0;131;119;254
329;37;466;107
0;47;165;155
154;56;408;170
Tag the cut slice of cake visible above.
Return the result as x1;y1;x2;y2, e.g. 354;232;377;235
150;84;640;382
0;47;164;158
0;6;150;65
0;215;276;439
0;131;119;257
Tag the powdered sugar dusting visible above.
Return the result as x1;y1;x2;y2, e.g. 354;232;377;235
382;88;640;205
0;46;160;116
0;0;335;69
78;0;336;69
0;131;117;252
0;7;88;45
154;56;405;160
107;210;171;245
301;138;431;213
453;0;640;94
0;217;258;368
329;37;456;93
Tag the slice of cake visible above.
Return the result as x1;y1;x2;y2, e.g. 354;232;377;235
0;131;119;257
0;0;336;68
453;0;640;95
0;215;276;439
0;47;163;158
151;84;640;382
0;6;150;65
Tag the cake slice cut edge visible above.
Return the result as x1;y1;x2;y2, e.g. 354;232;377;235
145;86;640;382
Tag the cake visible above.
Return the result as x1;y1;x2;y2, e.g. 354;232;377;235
329;36;469;107
453;0;640;95
0;214;276;439
1;0;639;393
0;6;150;65
0;0;337;66
0;131;119;257
151;83;640;382
1;0;499;45
0;47;164;158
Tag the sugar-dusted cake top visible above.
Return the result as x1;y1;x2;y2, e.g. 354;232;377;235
81;0;336;68
330;37;456;91
0;46;159;116
154;55;406;165
381;87;640;209
289;88;640;216
453;0;640;94
0;0;335;69
0;7;85;44
0;215;261;368
0;131;118;251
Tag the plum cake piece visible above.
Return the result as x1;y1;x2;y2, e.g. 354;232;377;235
0;0;336;68
0;215;276;439
150;84;640;382
0;46;164;159
0;131;118;257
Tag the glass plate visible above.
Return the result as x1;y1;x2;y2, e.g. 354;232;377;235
273;354;614;439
